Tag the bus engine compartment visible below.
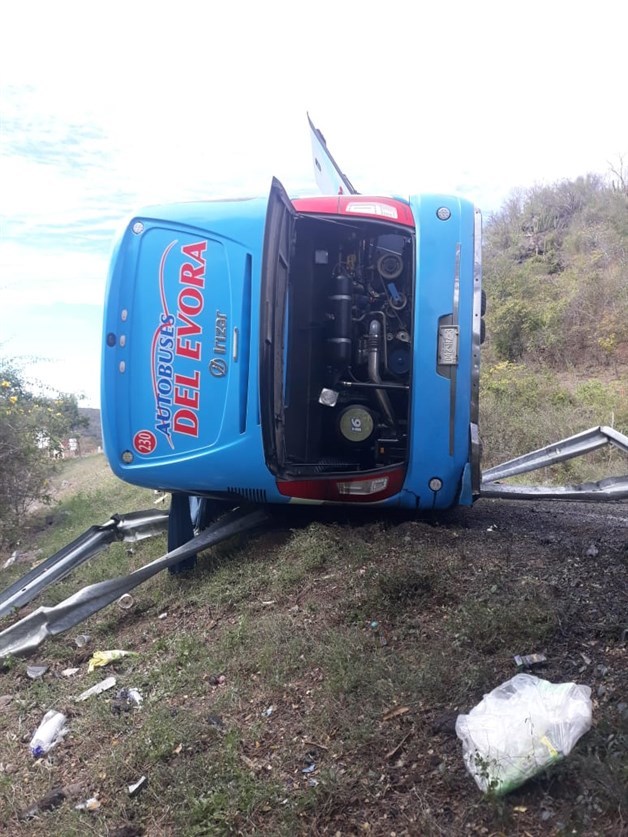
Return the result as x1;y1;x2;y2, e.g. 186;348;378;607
273;214;415;476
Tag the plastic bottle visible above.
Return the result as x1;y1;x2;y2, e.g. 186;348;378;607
29;710;67;757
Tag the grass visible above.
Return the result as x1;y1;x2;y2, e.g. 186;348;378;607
479;355;628;481
0;456;626;834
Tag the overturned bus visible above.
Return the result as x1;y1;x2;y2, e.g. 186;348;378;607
101;126;483;519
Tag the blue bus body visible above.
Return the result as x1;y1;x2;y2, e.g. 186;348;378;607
102;179;482;511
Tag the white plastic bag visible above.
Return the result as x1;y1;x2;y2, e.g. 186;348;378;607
455;674;592;794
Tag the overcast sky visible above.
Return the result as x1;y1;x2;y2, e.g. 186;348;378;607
1;0;626;407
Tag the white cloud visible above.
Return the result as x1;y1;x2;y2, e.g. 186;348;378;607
17;353;102;408
0;242;108;307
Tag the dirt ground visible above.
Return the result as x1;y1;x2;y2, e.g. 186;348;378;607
0;485;626;835
299;495;628;836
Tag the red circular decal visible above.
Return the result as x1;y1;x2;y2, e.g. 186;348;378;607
133;430;157;455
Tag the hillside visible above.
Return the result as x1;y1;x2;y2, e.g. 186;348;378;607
483;174;628;369
479;175;628;473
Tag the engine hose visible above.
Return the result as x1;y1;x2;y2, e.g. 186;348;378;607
367;319;395;426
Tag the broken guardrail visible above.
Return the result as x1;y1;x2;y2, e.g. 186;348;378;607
480;426;628;500
0;509;169;620
0;506;268;660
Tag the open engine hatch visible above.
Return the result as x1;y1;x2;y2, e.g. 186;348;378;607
261;181;415;480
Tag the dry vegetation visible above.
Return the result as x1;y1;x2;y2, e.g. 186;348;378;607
0;456;626;836
480;175;628;475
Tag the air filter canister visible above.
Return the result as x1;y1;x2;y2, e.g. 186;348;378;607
338;405;375;445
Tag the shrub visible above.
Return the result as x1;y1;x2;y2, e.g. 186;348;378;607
0;360;86;544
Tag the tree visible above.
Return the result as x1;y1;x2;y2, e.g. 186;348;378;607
0;360;87;545
608;154;628;194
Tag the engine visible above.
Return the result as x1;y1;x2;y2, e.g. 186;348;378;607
317;230;414;467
